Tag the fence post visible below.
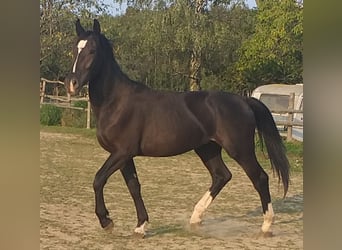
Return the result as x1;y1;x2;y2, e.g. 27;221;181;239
287;92;295;142
67;93;71;107
40;80;46;104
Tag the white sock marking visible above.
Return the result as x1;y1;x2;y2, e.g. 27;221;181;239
134;221;147;235
72;40;88;73
190;191;213;224
261;203;275;233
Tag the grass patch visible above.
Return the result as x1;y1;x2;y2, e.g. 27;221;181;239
40;125;97;139
283;140;303;157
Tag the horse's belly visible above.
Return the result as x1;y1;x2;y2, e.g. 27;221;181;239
139;124;207;157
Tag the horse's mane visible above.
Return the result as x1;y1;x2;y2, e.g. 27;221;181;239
96;31;147;90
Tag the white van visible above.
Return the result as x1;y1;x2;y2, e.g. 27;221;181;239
251;84;303;141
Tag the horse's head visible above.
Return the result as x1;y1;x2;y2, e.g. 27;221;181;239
65;19;107;96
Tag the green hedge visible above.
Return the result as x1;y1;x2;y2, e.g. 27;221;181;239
40;103;96;128
40;104;62;126
73;100;88;109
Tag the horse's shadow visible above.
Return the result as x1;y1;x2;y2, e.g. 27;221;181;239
142;215;255;240
144;223;186;238
247;193;303;217
142;194;303;239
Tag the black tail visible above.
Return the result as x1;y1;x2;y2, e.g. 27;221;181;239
246;97;290;197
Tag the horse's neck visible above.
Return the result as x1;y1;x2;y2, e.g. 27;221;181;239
88;61;141;113
88;57;113;100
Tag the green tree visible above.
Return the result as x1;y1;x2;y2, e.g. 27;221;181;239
108;0;254;92
40;0;109;80
235;0;303;91
200;2;255;93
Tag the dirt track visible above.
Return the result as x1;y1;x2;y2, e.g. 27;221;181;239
40;131;303;249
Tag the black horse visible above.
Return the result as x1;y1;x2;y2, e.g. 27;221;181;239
65;19;290;237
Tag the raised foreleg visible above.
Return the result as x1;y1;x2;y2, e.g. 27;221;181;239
93;153;127;229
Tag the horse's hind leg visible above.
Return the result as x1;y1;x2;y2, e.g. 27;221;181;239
241;157;274;234
120;159;149;237
190;141;232;224
225;142;274;234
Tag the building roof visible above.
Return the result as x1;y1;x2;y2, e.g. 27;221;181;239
252;84;303;97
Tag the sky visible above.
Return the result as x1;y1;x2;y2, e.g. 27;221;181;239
103;0;257;16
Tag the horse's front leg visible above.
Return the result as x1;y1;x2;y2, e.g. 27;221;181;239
93;153;126;230
120;159;149;237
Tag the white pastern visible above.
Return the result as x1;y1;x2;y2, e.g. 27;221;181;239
134;221;147;235
190;191;213;224
72;40;88;73
261;203;275;233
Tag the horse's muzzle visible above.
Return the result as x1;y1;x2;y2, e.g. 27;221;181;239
65;75;80;96
69;78;79;95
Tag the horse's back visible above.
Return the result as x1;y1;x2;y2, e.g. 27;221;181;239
137;90;211;156
184;90;255;130
212;91;256;125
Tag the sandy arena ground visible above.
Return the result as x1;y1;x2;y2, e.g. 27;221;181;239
40;131;303;249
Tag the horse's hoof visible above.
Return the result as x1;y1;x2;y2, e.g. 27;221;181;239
256;230;274;238
133;221;147;238
133;231;146;239
189;222;202;230
103;220;114;231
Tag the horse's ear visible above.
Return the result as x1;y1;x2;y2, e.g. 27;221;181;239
76;18;85;36
93;19;101;34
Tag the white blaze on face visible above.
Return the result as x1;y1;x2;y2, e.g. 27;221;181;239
261;202;275;233
69;80;75;93
72;40;88;73
190;190;213;224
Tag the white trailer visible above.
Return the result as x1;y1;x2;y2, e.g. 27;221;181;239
251;84;303;141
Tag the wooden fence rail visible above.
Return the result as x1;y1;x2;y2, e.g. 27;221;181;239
271;110;303;141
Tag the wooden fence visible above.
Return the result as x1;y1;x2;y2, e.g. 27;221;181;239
40;78;92;129
269;92;303;142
